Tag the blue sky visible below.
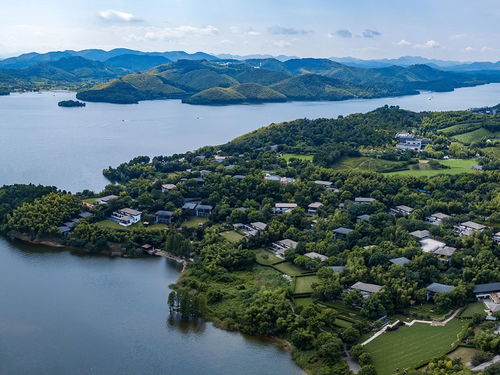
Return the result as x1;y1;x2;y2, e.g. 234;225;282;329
0;0;499;61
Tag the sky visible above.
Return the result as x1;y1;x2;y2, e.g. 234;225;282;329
0;0;499;61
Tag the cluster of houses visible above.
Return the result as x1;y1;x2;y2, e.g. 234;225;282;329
264;174;296;184
182;202;213;217
58;211;93;235
395;132;430;152
233;222;267;237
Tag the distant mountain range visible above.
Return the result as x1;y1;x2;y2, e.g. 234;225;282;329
1;49;500;104
76;58;500;105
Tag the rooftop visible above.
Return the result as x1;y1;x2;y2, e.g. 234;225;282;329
333;227;353;235
410;230;431;239
427;283;453;294
308;202;323;209
155;210;173;216
350;281;382;294
460;221;486;230
390;257;411;266
434;246;457;257
420;238;446;253
304;252;328;261
473;282;500;294
118;208;142;216
355;197;376;203
275;203;298;208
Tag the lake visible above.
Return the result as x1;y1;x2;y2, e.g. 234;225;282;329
1;83;499;375
1;83;500;193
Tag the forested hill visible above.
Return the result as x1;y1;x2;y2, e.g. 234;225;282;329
76;58;500;105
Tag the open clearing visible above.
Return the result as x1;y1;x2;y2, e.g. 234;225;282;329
255;249;283;266
294;275;319;294
181;217;208;228
460;302;487;318
281;153;314;162
219;230;244;243
331;156;405;172
386;159;479;177
365;319;467;375
452;127;499;144
273;261;307;276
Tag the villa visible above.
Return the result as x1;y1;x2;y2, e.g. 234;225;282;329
304;252;328;262
161;184;176;192
395;132;430;151
333;227;353;240
273;203;298;214
349;282;383;297
307;202;323;215
95;195;118;205
426;212;451;225
355;197;376;204
233;222;267;237
454;221;486;236
426;283;453;301
390;205;414;216
271;239;298;257
155;210;173;224
195;204;213;217
111;208;142;227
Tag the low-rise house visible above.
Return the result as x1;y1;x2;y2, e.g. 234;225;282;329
155;210;173;224
200;170;212;176
389;257;411;266
182;202;198;214
330;266;346;273
333;227;353;240
304;252;328;262
214;155;226;163
271;239;298;257
349;281;383;297
355;197;376;204
232;175;246;180
273;203;298;214
426;283;453;301
96;195;118;205
494;232;500;244
111;208;142;227
454;221;486;236
426;212;451;226
195;204;213;217
161;184;176;192
419;238;446;253
390;205;414;216
64;221;76;229
307;202;323;215
474;283;500;315
280;177;296;184
395;132;430;151
194;177;205;185
410;230;431;240
78;212;93;219
233;222;267;237
434;246;457;262
58;226;71;236
356;214;370;223
264;174;281;182
314;180;334;189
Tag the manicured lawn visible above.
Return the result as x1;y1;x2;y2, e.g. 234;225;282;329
181;217;208;228
408;304;449;318
82;197;97;205
365;320;467;375
281;153;314;162
219;230;244;243
294;297;313;307
331;156;405;172
294;275;319;294
321;301;366;322
460;301;487;318
255;249;283;266
386;159;479;177
273;261;307;276
334;318;353;329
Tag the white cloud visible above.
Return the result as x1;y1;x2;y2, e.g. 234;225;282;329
393;39;412;46
129;25;219;41
480;46;497;53
415;40;440;49
465;46;475;52
273;40;292;48
245;30;261;36
98;9;141;23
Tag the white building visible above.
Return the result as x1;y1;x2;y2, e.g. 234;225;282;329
273;203;298;214
454;221;486;236
111;208;142;226
426;212;451;226
304;252;328;262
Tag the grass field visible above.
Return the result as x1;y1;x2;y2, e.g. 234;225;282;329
95;220;168;232
438;123;480;135
294;275;319;294
481;146;500;160
365;320;467;375
453;127;499;144
219;230;244;243
294;297;314;307
460;302;487;318
255;249;283;266
331;156;405;172
82;197;97;205
273;261;307;276
181;217;208;228
281;153;314;162
387;159;479;177
408;304;449;318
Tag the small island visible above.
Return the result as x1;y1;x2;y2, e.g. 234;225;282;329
58;99;86;107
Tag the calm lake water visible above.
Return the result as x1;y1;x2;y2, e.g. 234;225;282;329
1;83;500;193
1;83;499;375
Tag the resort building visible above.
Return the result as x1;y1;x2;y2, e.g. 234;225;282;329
419;238;446;253
195;204;213;217
273;203;298;214
333;227;353;240
425;212;451;226
233;222;267;237
161;184;176;192
409;230;431;240
354;197;376;204
271;239;298;257
96;195;118;205
307;202;323;215
349;282;383;297
426;283;453;301
304;252;328;262
395;133;430;151
454;221;486;236
390;205;414;216
389;257;411;266
155;210;174;224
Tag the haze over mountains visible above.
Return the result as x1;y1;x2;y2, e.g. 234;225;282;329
1;48;500;104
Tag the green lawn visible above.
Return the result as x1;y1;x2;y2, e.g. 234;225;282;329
365;320;467;375
320;301;366;322
386;159;479;177
255;249;283;266
408;304;449;318
294;275;319;294
460;301;487;318
273;261;307;276
219;230;244;243
294;297;314;307
95;220;168;232
181;217;208;228
281;153;314;162
331;156;405;172
82;197;97;205
438;123;480;135
453;127;499;144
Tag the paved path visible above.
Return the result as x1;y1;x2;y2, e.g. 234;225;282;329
361;308;462;346
470;355;500;372
342;343;361;374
